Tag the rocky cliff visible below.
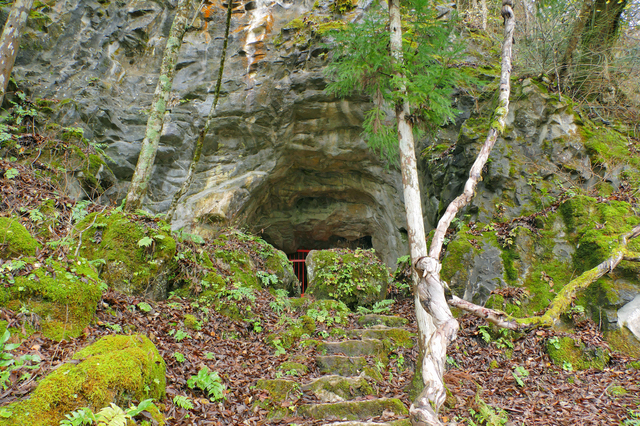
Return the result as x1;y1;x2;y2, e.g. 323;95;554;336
8;0;640;339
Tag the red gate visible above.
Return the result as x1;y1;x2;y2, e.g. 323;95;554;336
288;250;310;294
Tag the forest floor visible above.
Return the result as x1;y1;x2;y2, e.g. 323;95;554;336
1;290;639;425
1;158;640;425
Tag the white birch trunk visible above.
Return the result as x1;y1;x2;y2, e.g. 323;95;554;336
0;0;34;106
125;0;194;211
409;1;516;424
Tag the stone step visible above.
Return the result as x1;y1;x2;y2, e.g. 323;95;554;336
318;339;386;357
302;374;377;403
297;397;409;421
357;314;408;328
347;328;415;349
316;355;367;376
323;420;411;426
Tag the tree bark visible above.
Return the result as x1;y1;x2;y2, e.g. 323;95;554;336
166;0;234;222
449;224;640;330
124;0;194;212
558;0;593;84
410;1;515;424
0;0;34;106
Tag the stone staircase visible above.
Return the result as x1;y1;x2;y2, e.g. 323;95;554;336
257;314;414;425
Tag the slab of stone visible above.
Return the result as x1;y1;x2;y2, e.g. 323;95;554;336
302;374;376;402
318;339;386;357
357;315;408;328
350;328;415;349
618;295;640;340
324;421;411;426
316;355;367;376
297;398;408;421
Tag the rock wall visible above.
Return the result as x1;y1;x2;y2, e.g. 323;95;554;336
11;0;408;266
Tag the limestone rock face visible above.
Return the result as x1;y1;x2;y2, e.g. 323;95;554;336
13;0;408;267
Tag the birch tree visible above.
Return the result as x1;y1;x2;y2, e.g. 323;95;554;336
125;0;195;212
166;0;234;221
0;0;34;106
326;1;515;424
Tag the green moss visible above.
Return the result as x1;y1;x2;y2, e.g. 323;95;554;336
605;328;640;358
76;212;176;298
0;217;40;258
0;257;103;340
277;362;309;376
608;385;627;396
213;248;258;288
307;249;390;309
297;398;408;420
183;314;200;330
546;336;610;370
441;226;481;295
0;335;165;426
253;379;302;420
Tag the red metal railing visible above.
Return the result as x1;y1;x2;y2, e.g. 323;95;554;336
288;250;310;294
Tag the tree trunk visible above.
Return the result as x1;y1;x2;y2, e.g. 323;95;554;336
410;1;516;424
0;0;34;106
124;0;194;212
386;1;446;423
166;0;234;222
558;0;594;84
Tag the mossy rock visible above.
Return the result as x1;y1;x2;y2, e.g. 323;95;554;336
357;314;408;328
263;248;300;296
211;248;258;288
306;249;390;309
0;334;166;426
297;397;408;421
316;355;367;376
266;315;316;349
277;361;309;376
253;379;302;420
0;257;102;340
357;328;415;350
302;375;376;402
546;336;610;370
0;217;40;258
75;211;176;300
605;328;640;359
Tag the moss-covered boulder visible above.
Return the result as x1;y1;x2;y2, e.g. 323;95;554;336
75;211;176;300
0;217;40;258
0;334;166;426
305;249;390;309
0;257;102;340
546;336;610;371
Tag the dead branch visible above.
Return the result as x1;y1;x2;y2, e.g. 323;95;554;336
448;224;640;330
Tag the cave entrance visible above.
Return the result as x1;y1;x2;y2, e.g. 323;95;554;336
287;250;310;294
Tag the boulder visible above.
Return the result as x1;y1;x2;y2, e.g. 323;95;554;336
305;249;390;309
0;334;166;426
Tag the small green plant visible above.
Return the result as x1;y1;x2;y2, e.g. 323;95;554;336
356;299;395;315
272;338;287;356
136;302;152;313
173;352;186;363
468;395;508;426
257;271;278;287
187;367;225;401
548;336;561;350
71;200;91;223
512;366;529;387
173;395;194;410
4;168;18;179
0;330;41;390
446;355;459;369
103;323;122;333
137;236;154;248
171;329;189;342
562;361;573;372
623;409;640;426
59;399;155;426
269;289;291;315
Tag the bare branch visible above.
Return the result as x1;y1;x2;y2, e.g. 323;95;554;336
449;224;640;330
428;0;515;261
